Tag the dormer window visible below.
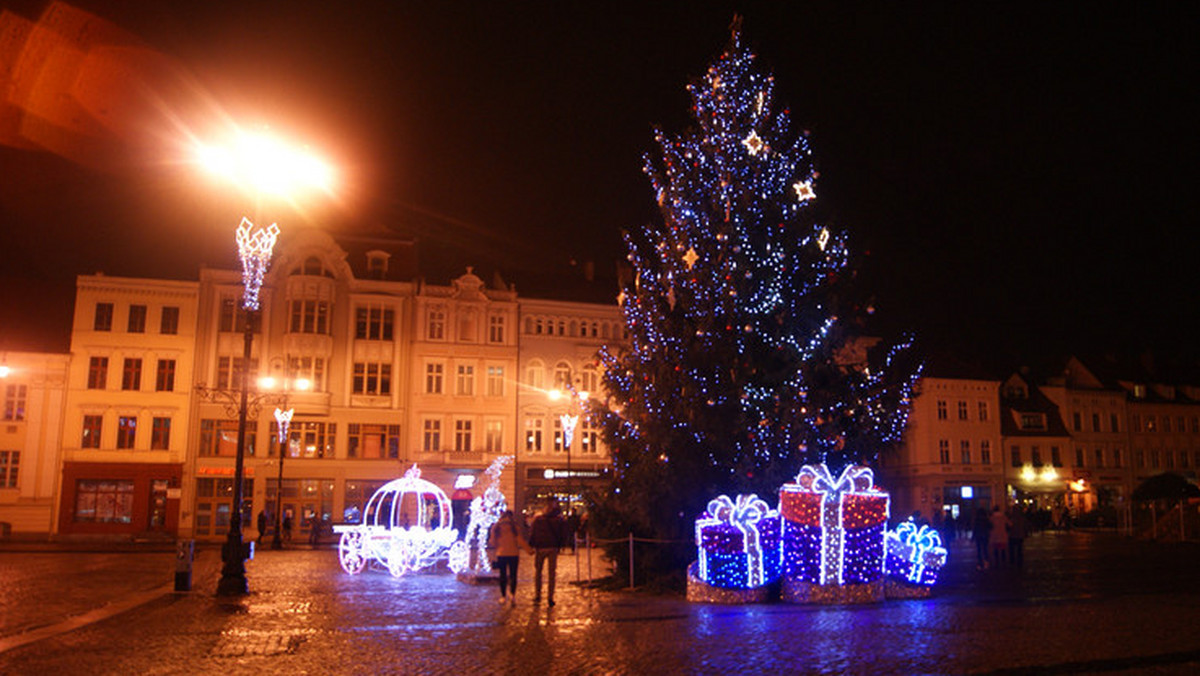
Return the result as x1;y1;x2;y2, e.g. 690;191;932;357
1018;412;1047;431
366;250;389;280
294;256;333;278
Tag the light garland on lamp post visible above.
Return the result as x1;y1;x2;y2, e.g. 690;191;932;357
217;218;280;596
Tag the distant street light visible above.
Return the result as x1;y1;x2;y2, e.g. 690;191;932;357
549;388;589;512
262;365;311;550
195;128;333;596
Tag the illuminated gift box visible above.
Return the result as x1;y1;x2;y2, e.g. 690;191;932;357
779;464;889;586
695;494;781;589
884;519;948;586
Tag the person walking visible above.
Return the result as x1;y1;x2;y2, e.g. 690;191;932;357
529;498;567;606
989;505;1010;568
490;510;528;606
256;509;269;545
972;507;992;570
1007;507;1027;568
282;511;294;544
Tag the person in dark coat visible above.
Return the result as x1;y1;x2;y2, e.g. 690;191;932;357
257;510;269;545
528;499;567;606
972;507;992;570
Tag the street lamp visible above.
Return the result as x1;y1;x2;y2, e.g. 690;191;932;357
549;388;589;512
262;367;310;550
195;128;333;596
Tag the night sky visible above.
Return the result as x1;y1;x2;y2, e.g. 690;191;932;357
0;1;1195;371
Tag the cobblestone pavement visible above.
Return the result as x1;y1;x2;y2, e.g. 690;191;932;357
1;532;1200;675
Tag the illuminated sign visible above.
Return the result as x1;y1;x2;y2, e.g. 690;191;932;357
960;486;974;499
541;468;602;480
453;475;476;489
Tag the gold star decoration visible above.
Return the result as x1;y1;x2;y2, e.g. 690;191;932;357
793;180;816;202
817;227;830;252
683;247;699;269
742;131;764;156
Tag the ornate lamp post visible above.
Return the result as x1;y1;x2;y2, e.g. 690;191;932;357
196;128;333;596
264;367;310;550
216;219;279;596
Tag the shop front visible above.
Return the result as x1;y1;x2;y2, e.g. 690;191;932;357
58;462;182;539
521;465;606;520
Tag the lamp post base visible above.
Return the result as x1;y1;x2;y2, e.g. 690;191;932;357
217;533;250;596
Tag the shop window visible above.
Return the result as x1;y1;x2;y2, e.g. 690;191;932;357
74;479;134;523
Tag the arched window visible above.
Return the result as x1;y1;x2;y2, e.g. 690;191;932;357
553;361;572;390
525;360;544;391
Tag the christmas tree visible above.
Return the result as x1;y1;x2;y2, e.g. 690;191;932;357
589;20;921;581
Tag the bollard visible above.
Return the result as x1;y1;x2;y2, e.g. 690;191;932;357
175;539;194;592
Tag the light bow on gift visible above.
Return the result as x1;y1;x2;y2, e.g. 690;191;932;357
886;518;947;584
700;493;773;588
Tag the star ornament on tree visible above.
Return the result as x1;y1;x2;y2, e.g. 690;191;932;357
683;247;699;269
742;131;765;156
793;180;816;202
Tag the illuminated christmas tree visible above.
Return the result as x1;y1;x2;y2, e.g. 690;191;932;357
590;20;921;578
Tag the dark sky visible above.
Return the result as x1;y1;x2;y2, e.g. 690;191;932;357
0;1;1195;370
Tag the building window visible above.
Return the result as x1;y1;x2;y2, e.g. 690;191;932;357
1112;448;1123;468
1075;448;1085;467
980;440;992;465
1135;449;1145;468
199;419;257;457
1162;417;1171;433
1150;449;1160;469
1165;450;1176;469
525;361;544;390
485;366;505;397
1094;448;1105;468
121;358;142;391
1051;446;1062;467
1010;446;1021;468
427;308;446;340
0;451;19;487
580;364;599;395
218;298;249;333
347;423;401;459
297;256;331;277
1131;415;1141;432
1181;450;1191;469
423;419;441;452
1072;412;1082;432
1192;417;1199;434
580;420;598;454
94;302;114;331
82;415;103;448
1031;446;1043;468
3;384;26;421
289;300;330;334
485;420;503;453
116;416;137;449
456;365;475;396
155;359;176;392
553;362;571;390
525;417;543;453
938;440;950;464
355;306;394;341
454;420;472;452
936;401;947;420
1091;413;1101;433
216;356;258;391
74;479;134;523
352;363;392;396
1019;414;1046;431
284;421;336;459
127;304;147;333
957;401;968;421
960;440;971;464
88;357;108;390
1110;414;1120;434
488;315;506;343
425;363;444;395
1177;417;1186;434
193;477;253;537
1146;416;1157;433
978;402;989;422
287;356;325;392
151;417;171;450
160;306;180;334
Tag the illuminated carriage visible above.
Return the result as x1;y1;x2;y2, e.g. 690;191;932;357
333;465;458;576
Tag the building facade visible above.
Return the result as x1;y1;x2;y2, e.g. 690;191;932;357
0;352;70;536
48;229;623;541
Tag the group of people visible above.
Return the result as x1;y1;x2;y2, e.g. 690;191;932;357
489;498;571;607
971;505;1028;570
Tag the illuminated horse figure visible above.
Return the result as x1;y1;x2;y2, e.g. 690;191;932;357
334;464;458;576
448;455;513;576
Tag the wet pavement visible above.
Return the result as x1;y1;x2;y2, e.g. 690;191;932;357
1;532;1199;675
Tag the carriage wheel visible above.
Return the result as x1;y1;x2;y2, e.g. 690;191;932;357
447;540;469;574
339;531;367;574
